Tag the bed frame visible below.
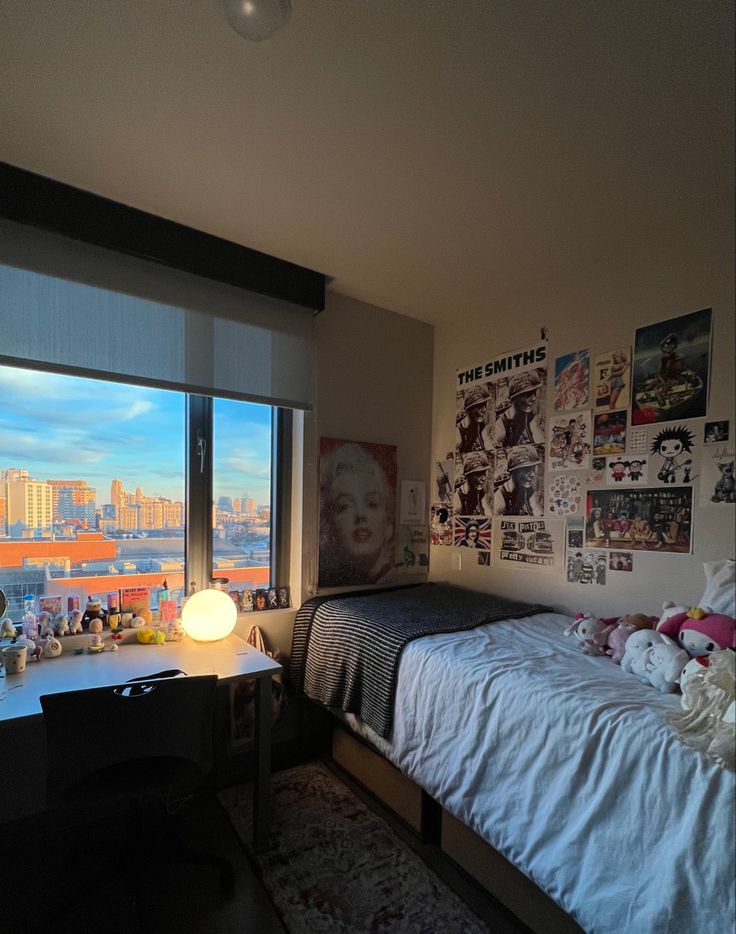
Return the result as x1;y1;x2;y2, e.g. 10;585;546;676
332;725;584;934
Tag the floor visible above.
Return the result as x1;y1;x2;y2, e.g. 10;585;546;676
3;760;528;934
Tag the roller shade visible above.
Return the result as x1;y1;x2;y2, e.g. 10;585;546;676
0;218;316;410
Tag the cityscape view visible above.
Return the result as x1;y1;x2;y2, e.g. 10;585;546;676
0;366;272;619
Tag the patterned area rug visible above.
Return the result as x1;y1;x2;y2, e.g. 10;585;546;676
220;761;489;933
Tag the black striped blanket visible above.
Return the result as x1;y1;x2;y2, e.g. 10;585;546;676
290;583;548;738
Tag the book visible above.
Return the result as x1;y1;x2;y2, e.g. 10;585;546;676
118;585;150;613
38;595;62;617
159;599;178;623
67;595;80;612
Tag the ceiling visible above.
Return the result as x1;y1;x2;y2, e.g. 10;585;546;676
1;1;733;325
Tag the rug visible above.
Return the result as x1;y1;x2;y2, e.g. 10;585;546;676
220;761;490;933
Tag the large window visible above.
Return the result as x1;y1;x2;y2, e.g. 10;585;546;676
0;364;275;621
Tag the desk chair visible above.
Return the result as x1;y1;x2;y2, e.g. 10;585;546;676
40;674;235;909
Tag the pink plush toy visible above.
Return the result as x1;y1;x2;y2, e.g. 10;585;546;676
657;606;736;657
605;614;656;664
564;613;615;656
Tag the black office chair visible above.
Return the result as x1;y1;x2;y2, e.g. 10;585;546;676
40;674;235;907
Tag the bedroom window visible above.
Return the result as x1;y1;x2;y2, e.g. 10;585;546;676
0;364;279;622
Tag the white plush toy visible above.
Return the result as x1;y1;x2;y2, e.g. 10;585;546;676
620;628;671;675
564;613;615;656
680;656;711;709
55;613;70;636
646;641;690;693
38;611;56;638
69;609;84;635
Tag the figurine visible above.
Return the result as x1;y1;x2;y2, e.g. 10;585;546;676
55;613;70;636
1;617;16;639
69;609;84;635
43;636;63;659
38;611;56;639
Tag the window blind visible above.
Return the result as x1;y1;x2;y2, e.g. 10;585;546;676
0;218;316;410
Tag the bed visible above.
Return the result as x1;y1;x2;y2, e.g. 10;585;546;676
291;583;735;934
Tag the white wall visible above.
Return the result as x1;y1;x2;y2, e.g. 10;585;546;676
429;238;735;618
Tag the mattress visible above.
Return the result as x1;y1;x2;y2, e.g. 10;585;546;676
337;611;735;934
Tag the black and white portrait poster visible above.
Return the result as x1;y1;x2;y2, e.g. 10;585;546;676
455;341;547;519
495;517;563;571
585;487;693;554
319;437;397;587
435;456;454;504
631;308;712;426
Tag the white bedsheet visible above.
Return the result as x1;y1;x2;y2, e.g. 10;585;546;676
340;612;735;934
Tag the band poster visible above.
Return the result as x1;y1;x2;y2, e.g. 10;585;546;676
454;342;547;540
496;517;563;571
631;308;712;426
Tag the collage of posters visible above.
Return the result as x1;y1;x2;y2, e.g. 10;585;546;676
431;307;730;582
447;342;548;557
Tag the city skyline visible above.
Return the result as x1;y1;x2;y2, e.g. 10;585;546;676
0;365;272;508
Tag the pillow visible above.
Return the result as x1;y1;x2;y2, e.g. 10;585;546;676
700;559;736;617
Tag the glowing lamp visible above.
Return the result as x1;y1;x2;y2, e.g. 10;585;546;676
181;588;237;642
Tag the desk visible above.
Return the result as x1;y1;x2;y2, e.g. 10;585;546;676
0;633;281;851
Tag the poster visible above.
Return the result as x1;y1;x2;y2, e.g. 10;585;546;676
455;342;547;518
400;480;426;525
631;308;712;426
609;551;634;572
497;517;563;570
604;454;648;485
435;456;454;503
548;473;584;517
453;516;492;550
594;348;631;411
700;444;735;507
585;487;693;554
593;411;627;455
318;437;397;587
647;424;698;486
704;421;729;444
566;549;608;586
430;503;453;545
554;350;590;411
548;411;592;470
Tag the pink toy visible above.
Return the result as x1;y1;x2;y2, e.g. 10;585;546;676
657;607;736;657
564;613;615;656
605;614;655;664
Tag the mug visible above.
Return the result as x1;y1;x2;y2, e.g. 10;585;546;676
2;644;28;674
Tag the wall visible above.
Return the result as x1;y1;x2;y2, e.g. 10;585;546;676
429;237;735;618
301;290;434;600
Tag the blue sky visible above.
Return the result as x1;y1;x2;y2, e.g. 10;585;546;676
0;365;271;506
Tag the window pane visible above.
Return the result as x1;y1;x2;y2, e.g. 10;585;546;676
0;365;185;621
212;398;272;601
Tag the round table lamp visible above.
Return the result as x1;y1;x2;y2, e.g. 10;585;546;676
181;588;237;642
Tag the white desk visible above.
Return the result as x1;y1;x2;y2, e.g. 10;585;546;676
0;633;281;850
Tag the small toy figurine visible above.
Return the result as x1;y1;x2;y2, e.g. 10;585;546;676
131;616;146;629
87;633;104;653
55;613;70;636
1;617;16;639
69;609;84;635
81;596;107;631
38;611;56;638
43;636;63;659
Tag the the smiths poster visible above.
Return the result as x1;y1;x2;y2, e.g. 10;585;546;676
454;342;547;531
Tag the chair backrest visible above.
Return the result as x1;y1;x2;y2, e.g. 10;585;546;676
40;674;218;798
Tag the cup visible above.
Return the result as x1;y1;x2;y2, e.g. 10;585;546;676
2;644;28;674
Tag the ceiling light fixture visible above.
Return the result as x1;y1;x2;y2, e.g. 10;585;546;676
222;0;291;42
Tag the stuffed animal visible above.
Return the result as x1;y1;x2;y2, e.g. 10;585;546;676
679;655;711;709
606;614;654;664
69;609;84;635
81;596;107;632
37;611;56;638
1;617;16;639
620;628;671;675
657;606;736;657
564;613;615;656
646;641;690;693
55;613;70;636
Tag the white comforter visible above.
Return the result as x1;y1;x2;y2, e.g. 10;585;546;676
341;612;735;934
